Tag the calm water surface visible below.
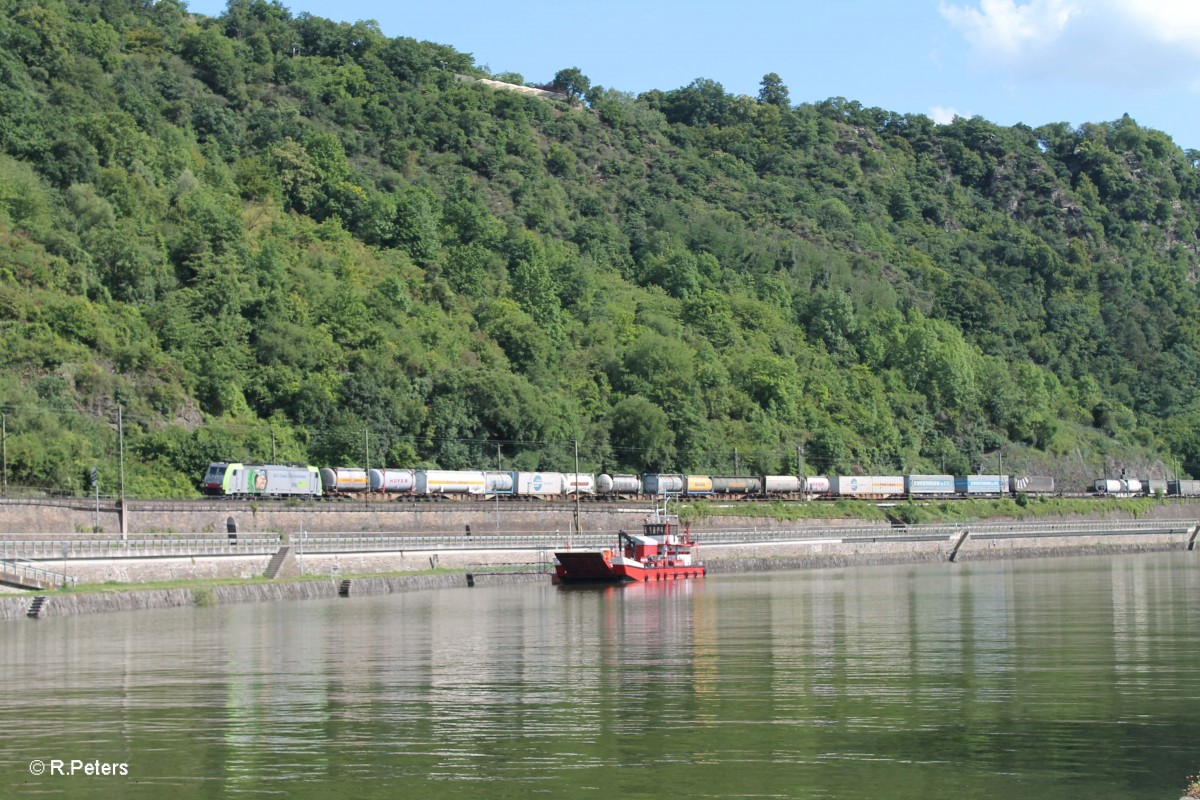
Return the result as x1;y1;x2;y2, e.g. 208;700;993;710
3;552;1199;799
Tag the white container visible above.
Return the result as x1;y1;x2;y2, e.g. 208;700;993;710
763;475;803;493
598;474;642;494
517;472;566;496
417;470;489;495
830;475;905;496
803;476;831;494
564;473;595;494
369;468;415;493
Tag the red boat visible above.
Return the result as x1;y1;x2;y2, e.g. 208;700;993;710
553;512;706;584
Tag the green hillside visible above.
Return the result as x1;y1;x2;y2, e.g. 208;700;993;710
0;0;1197;497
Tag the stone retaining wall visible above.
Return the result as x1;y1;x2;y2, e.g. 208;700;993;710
0;500;715;536
2;571;544;622
10;526;1199;587
56;548;545;584
3;522;1197;623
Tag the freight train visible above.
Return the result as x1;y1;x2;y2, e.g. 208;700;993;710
203;462;1192;501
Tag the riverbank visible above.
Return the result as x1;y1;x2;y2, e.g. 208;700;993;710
4;519;1197;622
0;569;541;622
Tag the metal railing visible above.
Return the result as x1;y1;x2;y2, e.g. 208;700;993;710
297;532;615;553
0;559;76;589
683;518;1195;545
0;519;1192;560
0;535;283;560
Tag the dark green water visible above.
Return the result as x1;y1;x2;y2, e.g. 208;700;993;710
3;552;1199;799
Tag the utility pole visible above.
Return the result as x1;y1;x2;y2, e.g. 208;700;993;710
118;406;126;539
2;412;7;497
271;427;276;462
364;429;372;504
734;447;739;475
92;466;99;533
496;444;501;533
572;439;581;542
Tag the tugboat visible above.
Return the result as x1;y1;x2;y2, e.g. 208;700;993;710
553;507;706;584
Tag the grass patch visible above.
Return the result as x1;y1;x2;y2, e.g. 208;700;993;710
677;496;1177;525
678;499;903;524
56;568;457;595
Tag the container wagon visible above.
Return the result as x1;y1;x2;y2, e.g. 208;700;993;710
955;475;1009;496
1009;475;1054;495
906;475;955;496
829;476;905;498
1168;480;1200;497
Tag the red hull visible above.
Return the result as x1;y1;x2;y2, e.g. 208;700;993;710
611;563;706;583
553;551;623;583
553;551;706;584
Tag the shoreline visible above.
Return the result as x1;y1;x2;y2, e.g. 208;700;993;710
4;531;1195;622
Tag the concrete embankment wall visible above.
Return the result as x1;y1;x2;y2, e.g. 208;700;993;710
9;518;1199;587
0;499;710;536
1;570;538;622
703;531;1192;572
55;548;545;584
3;528;1196;623
4;497;1200;538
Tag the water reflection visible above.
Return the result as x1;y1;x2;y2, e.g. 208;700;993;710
2;552;1199;799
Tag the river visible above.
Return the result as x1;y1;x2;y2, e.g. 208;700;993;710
3;551;1198;799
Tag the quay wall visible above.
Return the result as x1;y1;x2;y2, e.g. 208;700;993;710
3;528;1196;623
4;497;1200;538
0;499;775;536
0;571;536;622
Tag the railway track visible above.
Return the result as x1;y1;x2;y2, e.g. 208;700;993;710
0;519;1194;560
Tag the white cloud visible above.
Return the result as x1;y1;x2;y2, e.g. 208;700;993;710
940;0;1200;88
930;105;966;123
940;0;1078;60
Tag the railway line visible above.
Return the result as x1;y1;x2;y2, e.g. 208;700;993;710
1;519;1196;560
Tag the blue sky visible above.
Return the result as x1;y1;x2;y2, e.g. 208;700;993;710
188;0;1200;150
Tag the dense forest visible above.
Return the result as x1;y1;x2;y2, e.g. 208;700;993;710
1;0;1198;498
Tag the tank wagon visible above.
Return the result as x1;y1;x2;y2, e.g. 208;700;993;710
1092;478;1200;497
319;467;369;493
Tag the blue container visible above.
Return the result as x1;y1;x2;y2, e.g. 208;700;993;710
955;475;1009;495
905;475;955;495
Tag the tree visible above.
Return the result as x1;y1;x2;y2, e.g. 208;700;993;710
609;396;676;472
758;73;789;108
551;67;590;102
